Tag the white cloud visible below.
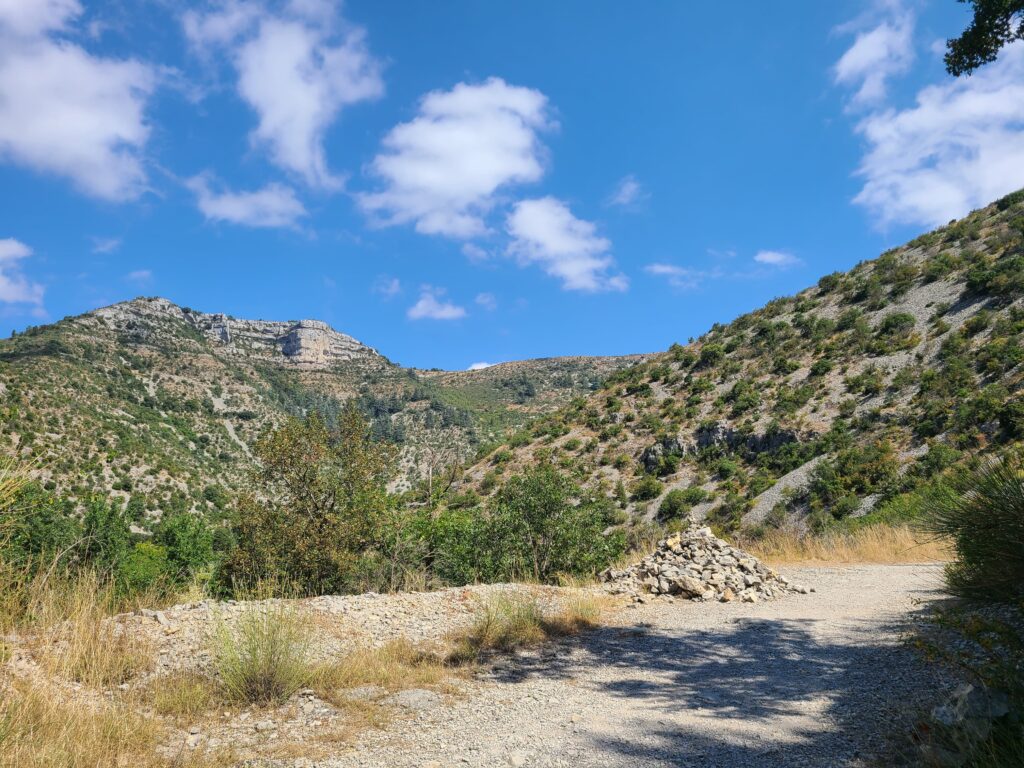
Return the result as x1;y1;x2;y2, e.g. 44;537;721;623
475;292;497;311
0;0;79;38
754;250;801;267
0;1;156;200
184;1;383;188
0;238;45;309
506;197;627;292
607;174;647;208
360;78;552;238
407;287;466;321
467;361;494;371
187;175;307;228
833;5;915;109
125;268;153;285
91;237;122;254
644;263;715;291
372;275;401;298
853;41;1024;228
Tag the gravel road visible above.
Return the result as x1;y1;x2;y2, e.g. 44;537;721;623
327;564;949;768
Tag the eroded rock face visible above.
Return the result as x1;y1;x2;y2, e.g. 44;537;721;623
91;298;378;369
601;526;809;603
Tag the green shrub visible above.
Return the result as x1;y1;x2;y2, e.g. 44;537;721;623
212;606;314;705
631;475;664;501
927;454;1024;601
116;542;170;595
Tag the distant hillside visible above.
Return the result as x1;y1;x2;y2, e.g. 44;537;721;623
459;189;1024;534
0;297;640;519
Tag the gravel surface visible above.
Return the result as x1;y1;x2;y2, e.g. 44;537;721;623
324;564;949;768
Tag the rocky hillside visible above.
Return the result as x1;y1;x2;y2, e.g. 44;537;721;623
460;189;1024;533
0;297;640;518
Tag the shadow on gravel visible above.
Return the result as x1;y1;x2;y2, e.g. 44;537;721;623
486;593;950;766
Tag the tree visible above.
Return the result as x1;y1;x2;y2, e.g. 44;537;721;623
489;464;624;582
219;405;398;595
946;1;1024;76
155;513;213;582
82;496;131;572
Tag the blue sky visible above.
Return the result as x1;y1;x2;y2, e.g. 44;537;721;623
1;0;1023;370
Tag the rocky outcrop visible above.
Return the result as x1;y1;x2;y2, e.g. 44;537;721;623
600;527;809;603
91;297;378;369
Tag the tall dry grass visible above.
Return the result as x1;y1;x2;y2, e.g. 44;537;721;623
210;604;314;705
739;524;951;565
448;591;606;662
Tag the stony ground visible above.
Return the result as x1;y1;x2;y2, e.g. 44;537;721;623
321;564;950;768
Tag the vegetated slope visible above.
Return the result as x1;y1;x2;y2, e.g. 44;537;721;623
461;189;1024;535
0;297;638;520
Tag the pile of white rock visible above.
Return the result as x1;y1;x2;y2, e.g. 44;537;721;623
600;527;811;603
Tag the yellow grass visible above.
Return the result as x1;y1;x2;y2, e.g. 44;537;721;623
739;524;951;565
317;638;453;693
0;676;229;768
33;571;153;688
447;591;608;662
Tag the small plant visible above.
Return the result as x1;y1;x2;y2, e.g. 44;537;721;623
448;592;603;662
927;453;1024;601
211;605;314;705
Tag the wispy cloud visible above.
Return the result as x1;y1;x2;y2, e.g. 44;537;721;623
833;2;915;109
852;41;1024;228
475;292;497;311
124;268;153;286
832;3;1024;228
372;275;401;298
360;77;552;238
644;263;719;291
0;237;45;312
187;175;307;228
0;1;156;200
183;0;383;188
506;197;627;292
407;287;466;320
467;361;495;370
91;237;122;254
647;248;800;290
606;174;647;208
754;249;801;268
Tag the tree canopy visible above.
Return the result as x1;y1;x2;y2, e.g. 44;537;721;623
946;0;1024;75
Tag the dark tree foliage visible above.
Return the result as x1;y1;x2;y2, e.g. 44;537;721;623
946;0;1024;76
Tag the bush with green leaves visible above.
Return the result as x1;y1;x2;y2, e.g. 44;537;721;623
218;406;398;595
630;475;664;501
487;464;625;582
927;453;1024;601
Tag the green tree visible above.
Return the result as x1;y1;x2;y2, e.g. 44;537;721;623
219;406;398;595
82;496;131;572
946;1;1024;76
489;464;624;582
155;513;213;582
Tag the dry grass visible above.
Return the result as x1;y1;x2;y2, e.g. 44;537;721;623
146;671;219;720
317;638;453;693
210;604;314;705
448;591;607;662
739;524;951;565
0;676;230;768
34;571;153;688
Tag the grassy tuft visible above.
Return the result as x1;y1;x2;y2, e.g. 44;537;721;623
448;592;605;662
147;671;219;719
211;604;314;705
317;638;452;693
